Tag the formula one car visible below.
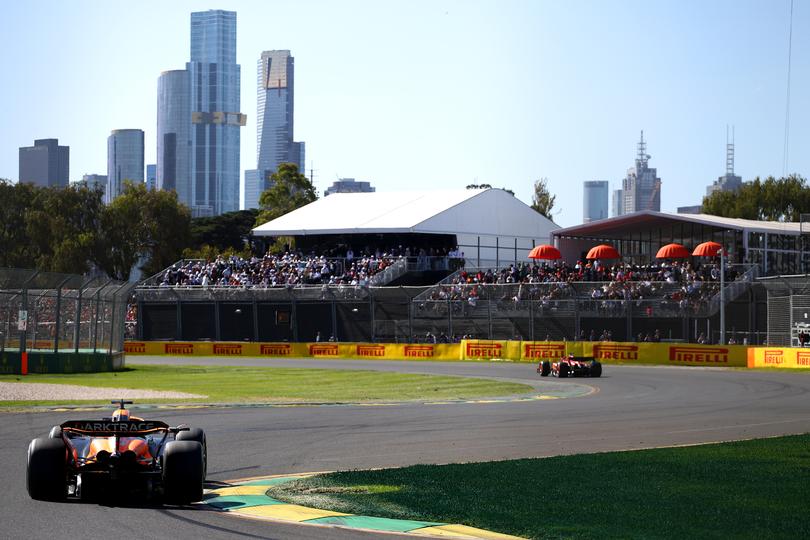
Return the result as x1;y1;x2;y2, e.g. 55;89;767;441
26;399;207;503
538;354;602;378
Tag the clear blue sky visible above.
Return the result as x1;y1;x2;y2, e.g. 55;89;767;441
0;0;807;227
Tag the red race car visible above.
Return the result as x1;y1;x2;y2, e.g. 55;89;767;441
538;354;602;378
27;399;207;504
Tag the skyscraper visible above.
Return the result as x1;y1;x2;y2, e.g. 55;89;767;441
157;10;245;217
146;164;157;191
324;178;376;196
107;129;144;203
612;188;624;217
707;128;742;197
157;69;190;201
18;138;69;187
244;49;305;210
583;180;608;222
621;131;661;214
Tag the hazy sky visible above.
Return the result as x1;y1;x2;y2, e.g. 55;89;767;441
0;0;807;227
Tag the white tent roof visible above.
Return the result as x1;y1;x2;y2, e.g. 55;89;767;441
252;188;559;238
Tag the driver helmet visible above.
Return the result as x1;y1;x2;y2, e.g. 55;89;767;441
112;408;130;421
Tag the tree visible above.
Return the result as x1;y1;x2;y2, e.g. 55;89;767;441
702;175;810;222
189;209;259;255
97;182;191;280
531;177;556;220
255;163;317;226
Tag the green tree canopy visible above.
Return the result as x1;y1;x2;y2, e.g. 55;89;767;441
256;163;318;226
189;208;258;255
531;177;556;220
702;175;810;222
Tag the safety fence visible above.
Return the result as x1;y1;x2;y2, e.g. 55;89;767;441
747;346;810;368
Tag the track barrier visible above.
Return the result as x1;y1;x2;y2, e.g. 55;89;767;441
747;347;810;369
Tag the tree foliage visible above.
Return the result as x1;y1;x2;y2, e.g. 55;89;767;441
188;209;258;255
531;177;556;220
702;175;810;222
256;163;318;226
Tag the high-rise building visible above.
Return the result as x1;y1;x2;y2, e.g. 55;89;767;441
146;164;157;191
73;173;108;200
583;180;608;222
187;9;245;216
157;69;191;201
707;128;742;198
107;129;144;203
621;131;661;214
324;178;376;196
157;10;245;217
18;139;69;187
612;188;624;217
243;169;272;210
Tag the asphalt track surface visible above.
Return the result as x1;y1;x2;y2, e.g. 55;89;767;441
3;357;810;540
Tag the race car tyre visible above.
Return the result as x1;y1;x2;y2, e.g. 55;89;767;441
27;437;67;501
558;362;570;378
163;440;204;504
540;361;551;377
590;360;603;378
176;427;207;478
48;426;62;439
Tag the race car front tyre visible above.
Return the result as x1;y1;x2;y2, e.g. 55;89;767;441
48;426;62;439
163;440;204;504
540;361;551;377
590;360;603;378
176;427;207;478
558;362;570;378
27;437;67;501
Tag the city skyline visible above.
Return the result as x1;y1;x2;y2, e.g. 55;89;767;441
1;1;808;227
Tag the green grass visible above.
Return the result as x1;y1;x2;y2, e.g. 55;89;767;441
267;435;810;540
0;364;531;407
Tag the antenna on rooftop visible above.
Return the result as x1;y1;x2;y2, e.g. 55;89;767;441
637;130;649;167
726;125;735;175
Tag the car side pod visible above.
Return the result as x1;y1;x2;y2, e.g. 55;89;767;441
27;437;68;501
163;440;204;505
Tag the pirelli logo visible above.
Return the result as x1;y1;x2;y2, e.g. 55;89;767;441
260;344;292;356
764;350;784;365
669;346;728;363
404;345;434;358
466;342;502;358
164;343;195;355
309;344;339;356
213;343;242;355
124;342;146;354
524;343;565;359
593;344;638;360
357;345;385;357
797;351;810;367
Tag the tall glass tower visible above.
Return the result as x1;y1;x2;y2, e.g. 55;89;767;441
244;50;305;210
187;9;244;216
107;129;144;204
157;69;191;202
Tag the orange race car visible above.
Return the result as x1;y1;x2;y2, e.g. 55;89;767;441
537;354;603;378
27;400;207;504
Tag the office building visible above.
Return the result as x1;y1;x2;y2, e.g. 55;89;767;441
256;50;305;173
621;131;661;214
107;129;144;203
157;10;245;217
73;173;108;200
243;169;272;210
583;180;608;222
324;178;375;196
18;138;69;187
612;188;624;217
146;164;156;191
677;205;703;215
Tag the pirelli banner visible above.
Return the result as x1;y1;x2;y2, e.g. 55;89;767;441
747;347;810;369
125;340;748;367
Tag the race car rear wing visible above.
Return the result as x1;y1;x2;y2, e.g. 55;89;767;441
60;420;171;436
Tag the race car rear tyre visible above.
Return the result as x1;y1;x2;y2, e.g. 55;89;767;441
558;362;569;378
163;440;204;504
27;437;67;501
48;426;62;439
540;361;551;377
176;427;207;478
590;360;603;378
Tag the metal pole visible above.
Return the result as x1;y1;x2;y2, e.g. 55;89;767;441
720;249;726;344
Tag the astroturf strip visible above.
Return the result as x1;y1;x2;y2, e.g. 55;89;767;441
266;434;810;540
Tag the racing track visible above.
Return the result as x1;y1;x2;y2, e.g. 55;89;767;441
2;359;810;540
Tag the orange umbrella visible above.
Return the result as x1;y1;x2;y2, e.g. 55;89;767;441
692;241;723;257
586;244;621;260
528;244;561;260
656;243;691;259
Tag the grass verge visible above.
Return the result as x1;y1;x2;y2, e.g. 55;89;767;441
267;434;810;540
0;364;531;407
